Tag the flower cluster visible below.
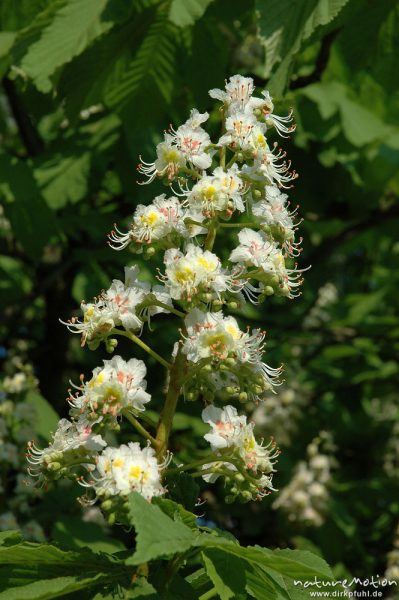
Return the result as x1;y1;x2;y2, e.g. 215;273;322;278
34;75;308;514
200;405;279;501
251;382;309;447
272;434;335;526
0;349;46;542
62;266;171;349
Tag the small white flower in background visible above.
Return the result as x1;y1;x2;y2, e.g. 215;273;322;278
0;511;19;531
0;441;19;467
272;434;335;526
3;372;29;394
84;442;164;501
70;355;151;424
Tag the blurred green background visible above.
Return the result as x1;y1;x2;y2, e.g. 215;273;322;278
0;0;398;584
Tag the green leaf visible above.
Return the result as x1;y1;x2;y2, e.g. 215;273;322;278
25;390;59;443
34;149;91;209
163;472;200;513
256;0;349;93
104;11;177;113
0;154;59;259
202;547;247;600
0;531;22;547
0;256;32;310
0;574;107;600
153;497;198;529
126;492;197;565
52;516;125;554
169;0;214;27
0;539;130;596
20;0;112;92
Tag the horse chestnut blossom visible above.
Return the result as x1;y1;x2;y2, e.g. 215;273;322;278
30;75;308;519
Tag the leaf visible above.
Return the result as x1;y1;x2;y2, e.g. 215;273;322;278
126;492;197;565
169;0;214;27
0;539;130;596
52;516;125;554
20;0;112;92
104;11;178;113
25;390;59;443
202;547;247;600
0;532;22;547
256;0;349;93
163;472;200;513
0;154;59;259
0;256;32;310
33;149;91;209
0;574;107;600
153;497;198;529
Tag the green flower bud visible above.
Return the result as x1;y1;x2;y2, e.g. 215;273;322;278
239;391;248;403
107;512;117;525
101;499;113;511
227;301;239;310
262;286;274;297
105;338;118;353
143;246;156;260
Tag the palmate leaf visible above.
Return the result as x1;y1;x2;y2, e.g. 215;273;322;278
256;0;350;93
19;0;113;92
169;0;215;27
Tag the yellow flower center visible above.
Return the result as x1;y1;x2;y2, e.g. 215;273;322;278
225;324;241;339
202;185;217;200
175;266;195;284
112;457;125;468
197;256;216;271
140;211;159;227
129;465;142;479
164;149;180;163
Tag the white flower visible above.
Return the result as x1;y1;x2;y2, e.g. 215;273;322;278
138;109;211;183
70;355;151;423
202;404;279;474
3;372;29;394
182;309;282;390
229;228;305;299
27;419;106;479
218;110;260;151
185;164;246;217
209;76;295;137
86;442;164;501
62;266;165;346
109;195;185;250
161;245;231;302
241;143;298;188
202;404;246;449
209;75;256;111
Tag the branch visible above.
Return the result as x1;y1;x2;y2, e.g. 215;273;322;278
2;77;44;157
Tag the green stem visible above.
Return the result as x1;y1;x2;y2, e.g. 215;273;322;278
219;221;258;229
200;588;218;600
185;218;209;229
112;328;172;370
122;410;158;448
166;454;223;475
153;300;186;318
204;220;219;251
156;345;187;458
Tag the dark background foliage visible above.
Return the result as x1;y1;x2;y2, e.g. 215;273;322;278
0;0;398;583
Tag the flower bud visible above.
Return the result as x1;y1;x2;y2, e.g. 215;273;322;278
262;286;274;297
143;246;156;260
105;338;118;353
227;301;239;310
239;392;248;403
101;499;113;511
